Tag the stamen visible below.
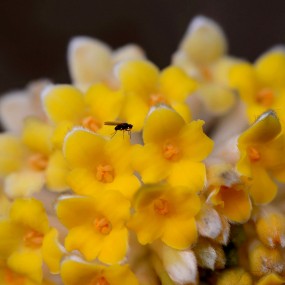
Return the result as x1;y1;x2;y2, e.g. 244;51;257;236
256;88;274;107
200;66;212;81
247;147;261;162
82;116;101;132
23;230;44;248
163;142;180;161
153;198;170;215
93;217;112;235
28;153;48;171
96;164;114;183
149;93;167;106
4;268;25;285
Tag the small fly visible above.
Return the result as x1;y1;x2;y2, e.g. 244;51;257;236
104;121;133;138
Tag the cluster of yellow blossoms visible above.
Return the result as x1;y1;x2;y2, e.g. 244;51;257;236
0;15;285;285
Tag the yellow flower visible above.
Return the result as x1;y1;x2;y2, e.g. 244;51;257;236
216;268;253;285
172;16;237;115
68;36;145;91
42;84;123;147
56;192;130;264
132;106;213;189
116;60;197;130
237;110;285;204
128;184;201;250
61;257;139;285
229;48;285;123
206;164;252;223
63;127;140;199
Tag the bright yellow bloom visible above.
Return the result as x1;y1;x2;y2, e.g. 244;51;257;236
61;257;139;285
42;84;123;147
116;60;197;130
63;128;140;199
237;110;285;204
68;36;145;91
128;184;201;250
132;106;213;189
230;48;285;123
172;16;237;115
56;192;130;264
206;164;252;223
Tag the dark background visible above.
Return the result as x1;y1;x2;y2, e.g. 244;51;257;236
0;0;285;94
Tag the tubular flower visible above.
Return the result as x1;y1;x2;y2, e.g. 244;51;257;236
61;257;139;285
56;192;130;264
237;110;285;204
229;48;285;123
41;84;124;147
0;199;51;284
206;164;252;223
128;184;201;250
116;60;197;131
63;127;140;199
68;36;145;91
172;16;237;115
132;106;213;189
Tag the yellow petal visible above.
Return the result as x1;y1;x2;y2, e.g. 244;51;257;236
0;135;24;175
116;60;159;95
7;250;43;284
250;165;277;204
168;160;206;191
68;37;113;91
46;150;69;192
22;118;53;155
180;16;227;64
255;49;285;89
99;228;128;264
159;66;197;101
143;106;185;144
217;268;253;285
42;228;64;274
162;217;198;249
256;273;285;285
64;128;105;168
179;120;214;161
10;198;49;234
52;121;74;149
171;102;192;123
42;85;86;124
113;44;145;62
104;265;139;285
4;171;45;198
198;83;236;115
85;83;123;122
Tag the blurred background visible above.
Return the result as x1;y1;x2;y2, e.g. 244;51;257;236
0;0;285;93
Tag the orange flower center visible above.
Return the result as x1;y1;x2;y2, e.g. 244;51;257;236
82;116;101;132
93;217;112;235
200;66;212;81
163;142;180;161
89;276;110;285
256;88;274;107
96;164;114;183
247;147;261;162
4;268;25;285
28;153;48;171
153;198;170;215
149;93;167;106
23;229;44;248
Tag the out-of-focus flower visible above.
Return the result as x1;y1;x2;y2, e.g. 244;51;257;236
63;128;140;199
0;79;50;133
42;84;124;147
56;192;130;264
172;16;238;116
61;257;139;285
116;60;197;130
132;106;213;189
237;110;285;204
230;47;285;123
68;36;145;92
128;184;201;250
216;268;253;285
256;273;285;285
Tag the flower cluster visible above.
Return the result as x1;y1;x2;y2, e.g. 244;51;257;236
0;15;285;285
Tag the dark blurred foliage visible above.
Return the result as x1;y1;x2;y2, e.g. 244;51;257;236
0;0;285;93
